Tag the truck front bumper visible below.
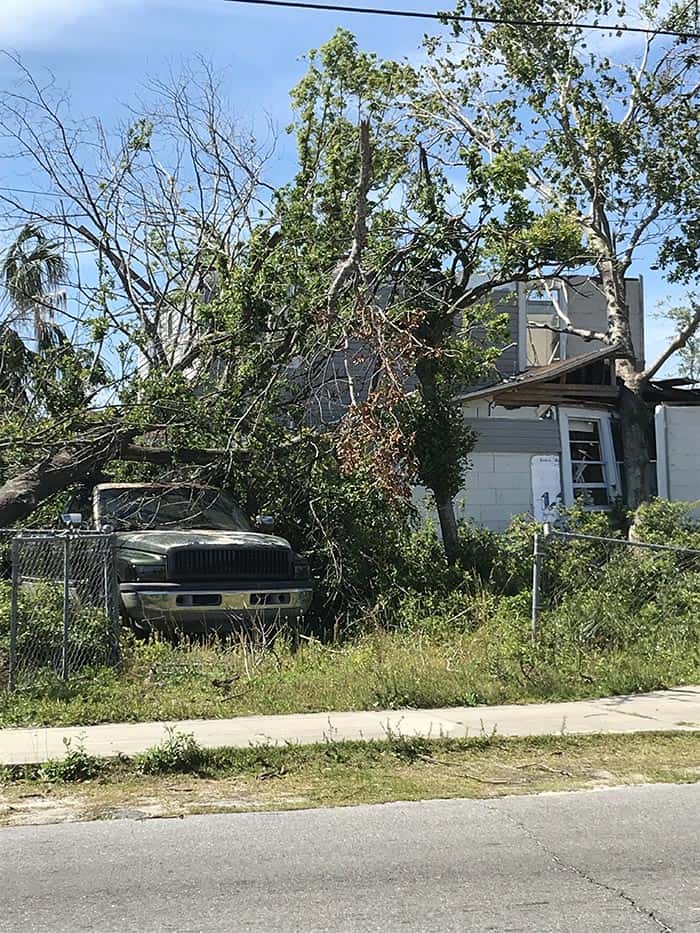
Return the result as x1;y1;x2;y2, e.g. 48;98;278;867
120;582;314;629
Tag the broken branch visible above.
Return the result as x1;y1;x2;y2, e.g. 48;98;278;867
527;321;609;343
642;300;700;383
327;119;372;310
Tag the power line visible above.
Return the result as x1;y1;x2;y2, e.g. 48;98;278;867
223;0;700;39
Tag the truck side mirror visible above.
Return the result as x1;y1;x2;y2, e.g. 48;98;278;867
255;514;275;532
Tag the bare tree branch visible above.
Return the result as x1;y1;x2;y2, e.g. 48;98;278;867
526;320;609;343
643;300;700;382
327;119;372;310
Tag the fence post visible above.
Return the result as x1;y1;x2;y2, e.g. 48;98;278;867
8;538;20;692
531;531;544;646
105;535;121;667
61;531;71;682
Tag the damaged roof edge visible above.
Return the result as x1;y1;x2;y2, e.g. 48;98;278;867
453;344;623;404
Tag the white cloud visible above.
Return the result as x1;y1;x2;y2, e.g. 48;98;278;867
0;0;202;50
0;0;101;47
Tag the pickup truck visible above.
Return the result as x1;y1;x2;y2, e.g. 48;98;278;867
93;483;313;633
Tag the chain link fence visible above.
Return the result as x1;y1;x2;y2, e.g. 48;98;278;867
1;530;120;691
530;524;700;643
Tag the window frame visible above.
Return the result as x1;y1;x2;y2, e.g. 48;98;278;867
558;407;621;510
517;279;569;370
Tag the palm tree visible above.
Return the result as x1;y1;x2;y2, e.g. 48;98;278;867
1;224;68;349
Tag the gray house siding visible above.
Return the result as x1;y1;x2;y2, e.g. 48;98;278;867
303;275;644;430
493;293;520;378
564;276;645;368
487;276;644;376
465;417;561;454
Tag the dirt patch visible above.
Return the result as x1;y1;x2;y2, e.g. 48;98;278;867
0;792;85;825
0;780;309;826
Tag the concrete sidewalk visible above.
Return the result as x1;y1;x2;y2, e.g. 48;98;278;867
1;686;699;766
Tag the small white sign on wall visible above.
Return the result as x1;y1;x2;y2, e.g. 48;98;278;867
531;455;562;523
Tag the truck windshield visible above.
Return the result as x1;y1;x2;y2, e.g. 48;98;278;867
96;486;251;532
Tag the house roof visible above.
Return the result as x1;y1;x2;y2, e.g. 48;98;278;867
645;382;700;403
649;377;699;388
454;345;622;404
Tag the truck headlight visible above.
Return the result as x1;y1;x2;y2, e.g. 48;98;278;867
129;557;167;582
134;564;166;582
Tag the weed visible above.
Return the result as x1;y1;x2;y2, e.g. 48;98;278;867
135;728;206;775
384;731;435;763
38;737;102;783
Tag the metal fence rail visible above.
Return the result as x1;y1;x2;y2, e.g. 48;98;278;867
1;530;120;691
530;522;700;642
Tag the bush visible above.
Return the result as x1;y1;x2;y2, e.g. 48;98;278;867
377;505;626;629
38;737;102;782
632;499;700;549
135;728;206;775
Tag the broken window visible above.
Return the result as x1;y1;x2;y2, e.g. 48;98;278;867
559;409;620;509
521;284;568;368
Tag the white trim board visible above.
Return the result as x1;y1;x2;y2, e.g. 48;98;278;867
558;406;621;507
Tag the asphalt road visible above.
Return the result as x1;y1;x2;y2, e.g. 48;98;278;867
1;784;698;932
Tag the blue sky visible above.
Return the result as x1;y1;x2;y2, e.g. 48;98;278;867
0;0;688;370
0;0;430;140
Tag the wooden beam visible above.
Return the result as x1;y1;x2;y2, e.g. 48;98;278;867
497;397;618;410
492;384;619;403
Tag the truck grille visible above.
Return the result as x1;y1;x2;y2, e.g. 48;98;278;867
168;547;293;583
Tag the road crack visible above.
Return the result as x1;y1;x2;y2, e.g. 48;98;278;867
485;803;674;932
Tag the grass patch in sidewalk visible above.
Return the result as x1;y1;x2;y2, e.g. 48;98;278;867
1;730;698;826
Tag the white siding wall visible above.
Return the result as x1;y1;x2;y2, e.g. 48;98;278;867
455;453;534;530
413;453;535;532
655;405;700;507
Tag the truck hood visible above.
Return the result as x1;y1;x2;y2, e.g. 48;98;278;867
115;530;292;556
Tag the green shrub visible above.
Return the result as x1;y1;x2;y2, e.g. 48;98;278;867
632;499;700;549
38;737;102;782
135;728;206;775
0;581;115;678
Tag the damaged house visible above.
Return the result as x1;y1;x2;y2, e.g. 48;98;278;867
417;276;700;531
161;269;700;533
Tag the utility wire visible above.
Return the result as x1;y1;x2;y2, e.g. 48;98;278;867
223;0;700;39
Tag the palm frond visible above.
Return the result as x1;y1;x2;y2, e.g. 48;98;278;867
1;224;69;317
0;324;34;401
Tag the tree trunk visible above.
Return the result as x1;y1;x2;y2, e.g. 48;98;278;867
435;493;460;563
0;447;108;527
0;432;264;528
597;257;652;506
617;380;651;509
414;349;462;565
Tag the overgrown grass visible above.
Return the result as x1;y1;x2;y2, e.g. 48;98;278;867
1;501;699;729
1;599;698;729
